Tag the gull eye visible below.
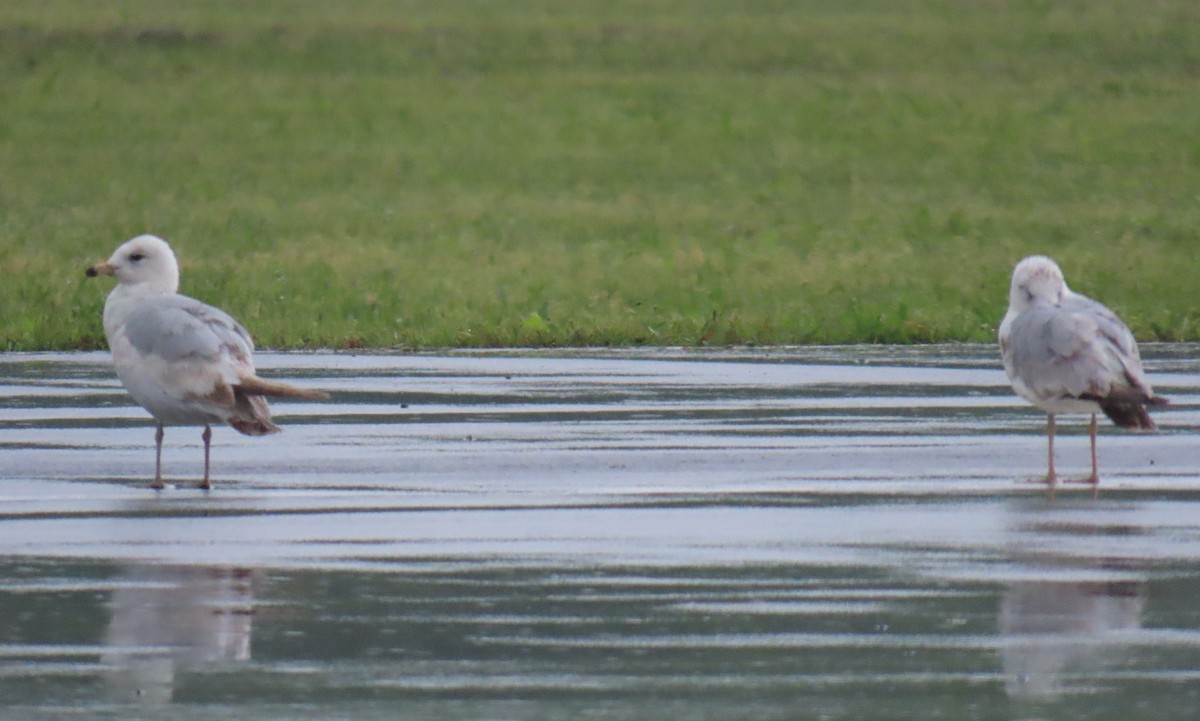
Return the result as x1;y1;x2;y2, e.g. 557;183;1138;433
129;252;146;262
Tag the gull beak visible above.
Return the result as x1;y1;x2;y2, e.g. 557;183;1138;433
86;261;114;278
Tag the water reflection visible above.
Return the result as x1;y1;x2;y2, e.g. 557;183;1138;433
104;565;255;703
0;348;1196;718
999;503;1148;700
1000;577;1146;699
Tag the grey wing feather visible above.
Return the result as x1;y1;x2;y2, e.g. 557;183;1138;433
122;295;256;366
1067;295;1143;366
1007;294;1146;401
1060;294;1155;398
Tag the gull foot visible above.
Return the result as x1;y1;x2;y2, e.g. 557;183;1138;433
1019;474;1057;486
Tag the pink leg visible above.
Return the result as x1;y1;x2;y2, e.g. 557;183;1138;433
1087;413;1100;485
1023;413;1058;486
151;424;165;490
1047;413;1057;484
201;425;213;491
1064;414;1101;493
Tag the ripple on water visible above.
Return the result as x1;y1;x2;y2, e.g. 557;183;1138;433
1;346;1199;717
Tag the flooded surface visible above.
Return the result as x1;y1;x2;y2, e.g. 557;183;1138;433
1;344;1199;719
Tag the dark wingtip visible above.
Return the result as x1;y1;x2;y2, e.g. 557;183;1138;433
1100;401;1157;431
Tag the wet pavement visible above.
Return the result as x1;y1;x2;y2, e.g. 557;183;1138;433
0;345;1198;719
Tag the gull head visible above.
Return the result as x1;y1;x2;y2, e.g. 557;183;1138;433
86;235;180;294
1009;255;1067;311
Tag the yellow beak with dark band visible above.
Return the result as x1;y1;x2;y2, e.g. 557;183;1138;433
85;261;115;277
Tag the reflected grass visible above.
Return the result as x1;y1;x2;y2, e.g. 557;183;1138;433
2;0;1199;349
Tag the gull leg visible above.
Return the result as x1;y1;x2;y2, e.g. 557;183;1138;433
201;424;213;491
1047;413;1057;484
1024;413;1058;486
1064;414;1101;493
152;424;165;490
1087;413;1100;485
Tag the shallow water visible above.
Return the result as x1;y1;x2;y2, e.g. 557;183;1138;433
1;345;1199;720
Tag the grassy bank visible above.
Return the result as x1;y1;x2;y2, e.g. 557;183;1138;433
2;0;1198;350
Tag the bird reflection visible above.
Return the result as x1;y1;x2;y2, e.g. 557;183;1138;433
999;577;1145;699
999;503;1147;700
104;565;255;703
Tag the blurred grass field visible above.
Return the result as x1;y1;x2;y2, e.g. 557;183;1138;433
2;0;1198;350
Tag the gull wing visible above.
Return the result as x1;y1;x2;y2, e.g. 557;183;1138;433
1005;292;1154;406
120;294;257;374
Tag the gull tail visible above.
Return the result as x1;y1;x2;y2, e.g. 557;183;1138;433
229;392;281;436
1100;394;1168;431
225;376;329;437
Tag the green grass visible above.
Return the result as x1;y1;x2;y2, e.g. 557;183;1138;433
2;0;1199;349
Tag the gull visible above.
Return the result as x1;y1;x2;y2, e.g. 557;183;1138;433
999;255;1166;487
86;234;329;490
